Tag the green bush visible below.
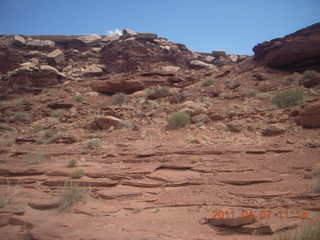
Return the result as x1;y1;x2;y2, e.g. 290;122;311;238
112;92;128;105
33;124;44;133
273;222;320;240
282;76;296;86
70;169;85;179
0;123;11;130
201;78;216;87
50;109;65;117
58;183;88;212
85;138;102;148
167;111;190;129
75;96;85;103
14;112;27;121
67;159;77;168
271;89;304;108
44;129;55;138
302;70;318;79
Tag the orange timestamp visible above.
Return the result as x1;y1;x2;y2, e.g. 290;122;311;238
211;209;309;220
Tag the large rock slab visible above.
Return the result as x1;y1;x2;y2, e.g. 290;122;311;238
253;23;320;71
47;49;64;65
297;101;320;128
12;35;25;47
77;34;102;46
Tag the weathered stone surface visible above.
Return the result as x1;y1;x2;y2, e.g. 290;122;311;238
261;124;287;136
13;35;25;47
228;120;249;132
47;49;64;65
47;102;73;109
209;215;256;227
122;29;137;39
28;199;59;210
135;32;158;40
83;65;103;76
92;116;121;130
189;60;216;70
26;39;55;49
102;33;120;43
297;101;320;128
77;34;102;46
97;187;143;199
212;50;226;57
253;23;320;71
301;77;320;88
92;77;168;94
191;114;211;124
0;213;13;227
100;38;193;73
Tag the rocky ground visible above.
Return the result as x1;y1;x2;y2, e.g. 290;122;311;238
0;24;320;240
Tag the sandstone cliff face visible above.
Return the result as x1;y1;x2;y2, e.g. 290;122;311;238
253;23;320;71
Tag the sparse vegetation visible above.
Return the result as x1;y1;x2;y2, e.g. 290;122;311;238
0;123;11;130
58;183;88;212
273;222;320;240
85;138;102;148
166;111;190;129
313;165;320;192
246;89;258;97
144;88;156;97
201;78;216;87
112;92;128;105
70;169;85;179
33;123;44;133
50;109;65;117
0;101;9;107
271;89;304;108
256;93;272;99
224;79;233;84
302;70;318;80
67;159;77;168
15;98;28;106
282;76;296;85
14;111;27;121
75;96;85;103
0;181;19;208
44;129;55;138
42;88;52;94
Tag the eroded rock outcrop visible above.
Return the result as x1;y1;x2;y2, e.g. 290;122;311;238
253;23;320;71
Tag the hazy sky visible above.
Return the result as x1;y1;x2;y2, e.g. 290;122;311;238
0;0;319;55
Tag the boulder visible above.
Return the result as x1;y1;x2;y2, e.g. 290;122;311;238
13;35;25;47
77;34;102;46
191;114;211;124
102;33;120;43
47;49;64;65
301;77;320;88
229;54;238;62
253;23;320;71
92;116;121;130
297;102;320;128
209;215;256;227
26;39;55;49
228;120;249;132
261;124;287;136
122;29;137;39
83;65;103;76
135;32;158;40
212;50;226;57
189;60;216;70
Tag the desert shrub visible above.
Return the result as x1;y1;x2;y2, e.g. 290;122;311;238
75;96;85;103
0;101;9;107
112;92;128;105
313;166;320;192
44;129;55;138
271;89;304;108
0;123;11;130
282;76;296;86
273;221;320;240
14;112;27;121
246;89;258;97
15;98;28;106
50;109;65;117
144;88;156;97
42;88;52;94
201;78;216;87
70;169;85;179
58;183;88;212
167;111;190;129
224;79;233;84
0;182;19;208
256;93;272;99
85;138;102;148
33;124;44;133
302;70;318;80
67;159;77;168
